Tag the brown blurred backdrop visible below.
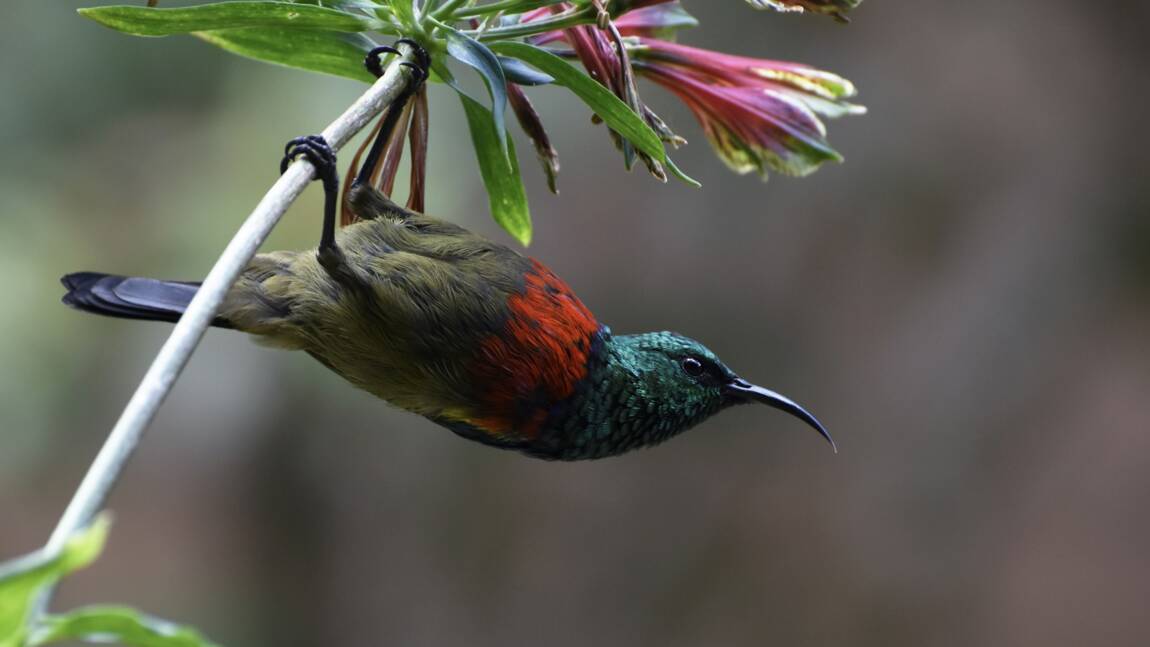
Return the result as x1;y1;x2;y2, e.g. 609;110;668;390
2;1;1149;646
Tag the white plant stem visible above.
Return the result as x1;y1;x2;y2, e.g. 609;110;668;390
35;47;419;606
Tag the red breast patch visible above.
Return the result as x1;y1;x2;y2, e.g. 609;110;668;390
469;260;600;439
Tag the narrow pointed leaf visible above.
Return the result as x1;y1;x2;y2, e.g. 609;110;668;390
78;2;384;37
194;28;378;82
28;606;219;647
459;94;532;245
665;156;702;188
498;57;553;86
508;84;560;193
445;29;509;150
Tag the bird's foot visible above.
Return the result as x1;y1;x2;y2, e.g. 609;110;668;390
364;39;430;82
281;135;343;261
281;135;338;189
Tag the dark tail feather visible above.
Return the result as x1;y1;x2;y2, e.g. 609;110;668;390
61;272;231;327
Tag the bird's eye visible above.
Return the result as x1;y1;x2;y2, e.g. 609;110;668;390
681;357;704;377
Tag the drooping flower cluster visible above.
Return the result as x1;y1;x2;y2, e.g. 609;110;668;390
519;0;864;181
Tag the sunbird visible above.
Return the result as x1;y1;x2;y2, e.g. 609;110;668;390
61;43;834;460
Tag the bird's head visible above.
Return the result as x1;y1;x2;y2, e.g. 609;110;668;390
611;332;835;452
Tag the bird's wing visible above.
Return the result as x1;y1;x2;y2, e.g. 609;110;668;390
225;213;601;443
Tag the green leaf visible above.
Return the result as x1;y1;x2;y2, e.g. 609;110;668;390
445;29;509;151
488;42;666;165
455;0;568;17
665;156;702;188
383;0;416;26
498;56;553;87
79;2;384;37
29;606;219;647
459;94;532;245
194;28;378;82
292;0;385;10
0;516;110;647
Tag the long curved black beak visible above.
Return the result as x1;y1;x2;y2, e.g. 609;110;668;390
723;379;836;453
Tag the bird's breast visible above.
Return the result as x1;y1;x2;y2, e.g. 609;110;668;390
461;259;602;441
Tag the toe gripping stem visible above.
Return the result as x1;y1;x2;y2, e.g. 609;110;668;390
364;39;430;82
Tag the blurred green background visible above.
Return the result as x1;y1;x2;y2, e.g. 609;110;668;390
3;2;1149;646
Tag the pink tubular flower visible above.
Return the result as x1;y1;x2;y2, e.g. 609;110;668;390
629;38;865;178
611;2;698;38
521;1;862;179
612;0;861;21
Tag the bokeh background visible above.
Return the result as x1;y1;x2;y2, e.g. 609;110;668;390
3;1;1149;646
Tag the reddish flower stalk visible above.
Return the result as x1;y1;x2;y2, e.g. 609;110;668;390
406;86;429;213
340;86;430;224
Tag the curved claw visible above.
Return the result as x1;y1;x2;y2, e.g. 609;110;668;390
283;134;324;158
398;61;427;84
364;39;430;80
395;38;431;71
364;45;400;78
280;134;337;186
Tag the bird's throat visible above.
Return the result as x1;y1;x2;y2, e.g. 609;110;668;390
528;333;721;460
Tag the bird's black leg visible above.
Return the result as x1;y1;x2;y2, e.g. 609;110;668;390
280;135;347;273
354;40;430;192
277;41;430;278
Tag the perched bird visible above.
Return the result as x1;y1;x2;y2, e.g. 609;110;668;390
60;45;833;461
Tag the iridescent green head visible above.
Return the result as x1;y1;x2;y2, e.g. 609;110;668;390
616;331;834;445
537;330;835;460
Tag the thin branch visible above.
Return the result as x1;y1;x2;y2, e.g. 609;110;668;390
36;45;421;609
